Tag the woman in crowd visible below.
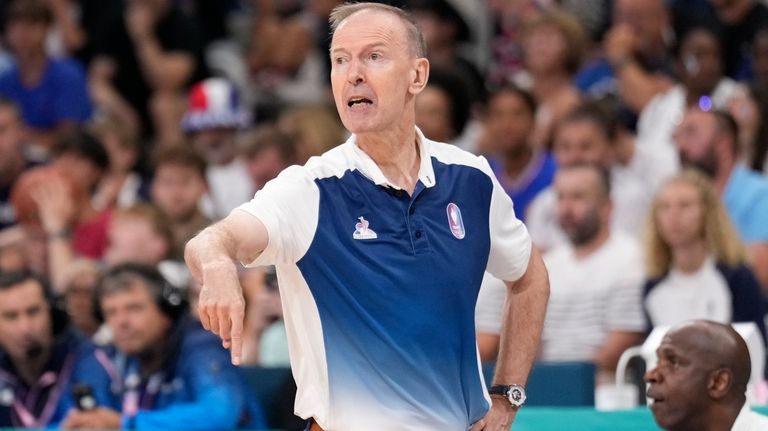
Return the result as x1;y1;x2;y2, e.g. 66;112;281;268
643;170;766;342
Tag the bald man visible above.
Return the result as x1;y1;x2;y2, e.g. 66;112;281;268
645;320;768;431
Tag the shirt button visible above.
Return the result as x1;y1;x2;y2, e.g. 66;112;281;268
415;230;422;238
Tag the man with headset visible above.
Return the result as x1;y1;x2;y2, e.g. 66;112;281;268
0;270;110;428
60;263;265;430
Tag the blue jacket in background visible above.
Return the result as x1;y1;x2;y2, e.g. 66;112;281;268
100;316;265;430
0;326;112;428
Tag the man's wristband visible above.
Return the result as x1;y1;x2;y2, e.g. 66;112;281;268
47;228;72;241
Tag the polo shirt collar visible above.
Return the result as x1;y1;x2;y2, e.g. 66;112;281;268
348;127;436;190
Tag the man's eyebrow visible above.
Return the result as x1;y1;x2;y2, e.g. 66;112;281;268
331;43;389;54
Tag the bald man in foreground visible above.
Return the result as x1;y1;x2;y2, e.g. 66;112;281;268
645;320;768;431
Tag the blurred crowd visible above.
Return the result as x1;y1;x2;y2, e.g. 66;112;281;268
1;0;768;429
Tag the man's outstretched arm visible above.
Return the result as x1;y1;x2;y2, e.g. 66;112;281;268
184;210;269;364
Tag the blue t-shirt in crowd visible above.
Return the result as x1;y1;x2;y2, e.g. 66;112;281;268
724;165;768;243
0;58;92;130
488;152;557;223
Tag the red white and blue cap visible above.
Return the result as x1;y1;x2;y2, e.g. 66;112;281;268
181;78;251;132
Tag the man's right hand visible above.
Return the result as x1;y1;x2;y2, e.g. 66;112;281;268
196;258;246;365
185;211;270;365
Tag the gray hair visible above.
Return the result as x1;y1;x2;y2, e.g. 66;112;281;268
329;2;427;58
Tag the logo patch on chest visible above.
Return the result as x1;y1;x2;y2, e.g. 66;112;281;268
353;216;378;240
446;203;465;239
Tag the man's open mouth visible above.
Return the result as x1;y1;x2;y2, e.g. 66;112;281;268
348;97;373;107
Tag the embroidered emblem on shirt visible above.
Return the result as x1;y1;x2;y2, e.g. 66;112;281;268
446;203;465;239
353;216;378;240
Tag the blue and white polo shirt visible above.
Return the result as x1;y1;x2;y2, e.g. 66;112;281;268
237;128;532;430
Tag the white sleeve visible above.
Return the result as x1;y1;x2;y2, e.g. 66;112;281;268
235;166;319;266
475;272;508;335
481;158;532;282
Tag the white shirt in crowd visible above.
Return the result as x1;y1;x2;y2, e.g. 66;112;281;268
540;231;646;362
201;158;255;219
645;256;732;327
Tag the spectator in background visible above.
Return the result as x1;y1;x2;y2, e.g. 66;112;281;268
0;98;33;230
644;170;766;342
0;0;91;157
44;131;110;260
638;27;751;171
90;111;148;211
276;103;345;164
541;164;645;382
527;102;664;251
645;320;768;431
102;203;185;278
150;145;211;261
239;125;297;192
61;263;265;430
596;0;675;114
674;108;768;296
181;78;254;219
408;0;484;106
485;0;555;88
482;85;556;223
90;0;207;145
519;10;584;150
47;0;121;65
414;66;472;148
0;270;112;428
708;0;768;80
11;130;111;290
60;258;110;343
247;0;336;114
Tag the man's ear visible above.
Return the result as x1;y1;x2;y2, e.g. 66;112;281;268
708;368;733;400
409;58;430;95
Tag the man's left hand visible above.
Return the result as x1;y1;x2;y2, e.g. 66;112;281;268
61;407;122;430
469;397;517;431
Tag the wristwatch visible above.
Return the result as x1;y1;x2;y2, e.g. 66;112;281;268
489;384;527;408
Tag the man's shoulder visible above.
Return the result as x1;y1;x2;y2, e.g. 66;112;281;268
728;166;768;207
301;143;356;180
427;139;491;173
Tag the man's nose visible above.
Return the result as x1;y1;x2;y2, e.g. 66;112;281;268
644;366;661;384
347;60;365;85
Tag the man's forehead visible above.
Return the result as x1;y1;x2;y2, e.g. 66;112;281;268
332;9;407;48
660;327;708;356
682;110;715;128
0;280;46;308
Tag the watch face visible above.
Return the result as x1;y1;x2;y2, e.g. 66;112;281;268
508;385;526;407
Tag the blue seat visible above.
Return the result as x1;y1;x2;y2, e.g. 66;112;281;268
483;361;596;407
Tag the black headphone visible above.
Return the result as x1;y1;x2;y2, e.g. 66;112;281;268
96;263;189;322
